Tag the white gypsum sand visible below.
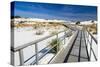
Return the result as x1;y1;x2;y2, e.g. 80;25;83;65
13;24;69;65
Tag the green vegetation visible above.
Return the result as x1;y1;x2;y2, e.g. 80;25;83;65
35;30;44;35
11;16;21;19
87;23;97;34
33;25;38;29
76;21;80;25
91;20;94;23
49;38;62;54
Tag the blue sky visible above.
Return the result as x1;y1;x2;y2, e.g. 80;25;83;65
11;1;97;21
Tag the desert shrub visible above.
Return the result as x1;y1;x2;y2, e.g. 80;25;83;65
92;31;97;34
33;25;38;29
88;28;92;32
76;21;80;25
49;38;62;54
11;16;21;19
35;30;44;35
88;23;97;34
49;22;54;24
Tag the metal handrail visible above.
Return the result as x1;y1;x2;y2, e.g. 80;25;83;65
24;44;50;63
84;26;97;44
85;29;97;61
30;32;71;65
11;30;69;52
30;43;58;65
87;30;97;44
11;29;73;65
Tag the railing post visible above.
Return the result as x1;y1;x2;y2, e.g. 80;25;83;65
19;49;24;66
88;31;89;41
87;31;89;47
88;32;89;42
90;35;92;61
35;43;38;65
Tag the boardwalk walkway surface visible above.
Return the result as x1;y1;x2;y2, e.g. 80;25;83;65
64;29;90;62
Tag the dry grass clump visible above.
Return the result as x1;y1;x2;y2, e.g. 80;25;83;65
13;21;68;35
49;38;62;53
87;23;97;34
14;23;33;28
35;30;44;35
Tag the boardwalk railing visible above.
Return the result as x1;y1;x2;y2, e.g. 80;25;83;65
84;30;97;61
11;29;74;66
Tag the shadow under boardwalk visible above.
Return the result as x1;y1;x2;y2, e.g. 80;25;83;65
64;30;89;63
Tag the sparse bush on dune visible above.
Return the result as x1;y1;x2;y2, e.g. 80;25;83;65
13;21;68;36
88;28;92;32
87;23;97;34
15;23;22;28
35;30;44;35
92;31;97;34
33;25;38;29
76;21;80;25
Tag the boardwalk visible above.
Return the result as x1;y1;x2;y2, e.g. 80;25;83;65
11;25;97;66
64;29;90;62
